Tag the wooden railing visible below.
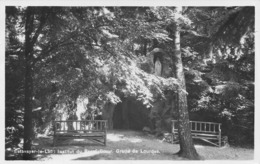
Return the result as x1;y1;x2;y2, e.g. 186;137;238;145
54;120;107;133
172;120;222;147
53;120;107;146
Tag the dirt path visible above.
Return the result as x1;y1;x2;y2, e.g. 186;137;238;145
33;130;253;160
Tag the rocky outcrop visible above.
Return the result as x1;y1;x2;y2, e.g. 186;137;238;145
111;48;177;134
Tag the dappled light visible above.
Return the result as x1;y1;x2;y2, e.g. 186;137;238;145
21;130;255;160
107;133;125;142
194;145;205;149
128;138;142;143
107;133;142;143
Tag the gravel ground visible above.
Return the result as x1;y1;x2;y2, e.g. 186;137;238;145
31;130;254;160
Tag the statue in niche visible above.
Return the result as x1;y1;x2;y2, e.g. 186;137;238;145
154;57;162;76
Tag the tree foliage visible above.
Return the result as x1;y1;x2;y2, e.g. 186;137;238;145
181;7;254;145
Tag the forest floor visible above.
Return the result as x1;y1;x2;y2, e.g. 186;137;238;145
9;130;254;160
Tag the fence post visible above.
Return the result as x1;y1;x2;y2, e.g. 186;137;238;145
218;123;221;147
104;121;107;146
53;121;56;147
171;120;177;143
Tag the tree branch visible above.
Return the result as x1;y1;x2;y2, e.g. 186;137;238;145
33;41;75;65
30;9;49;46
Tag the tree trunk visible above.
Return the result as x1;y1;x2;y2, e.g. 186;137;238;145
172;7;200;160
23;7;34;160
22;7;49;159
23;64;34;160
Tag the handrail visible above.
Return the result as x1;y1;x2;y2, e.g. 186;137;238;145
53;120;107;132
172;120;221;125
172;120;221;133
53;120;107;146
171;120;222;147
54;120;107;122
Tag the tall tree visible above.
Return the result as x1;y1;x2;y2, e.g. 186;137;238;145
6;7;25;157
18;7;83;159
171;7;199;159
23;7;50;160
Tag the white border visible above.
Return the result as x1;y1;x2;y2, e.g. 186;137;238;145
0;0;259;164
1;0;260;6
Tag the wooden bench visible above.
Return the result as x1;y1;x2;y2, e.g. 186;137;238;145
171;120;222;147
53;120;107;146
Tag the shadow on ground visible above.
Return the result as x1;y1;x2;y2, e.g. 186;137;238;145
6;130;254;160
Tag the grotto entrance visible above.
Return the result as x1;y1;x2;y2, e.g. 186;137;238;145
112;98;151;131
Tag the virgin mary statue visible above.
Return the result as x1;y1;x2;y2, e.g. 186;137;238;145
154;58;162;76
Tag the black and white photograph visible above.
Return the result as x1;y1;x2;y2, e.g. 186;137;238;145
2;0;259;162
